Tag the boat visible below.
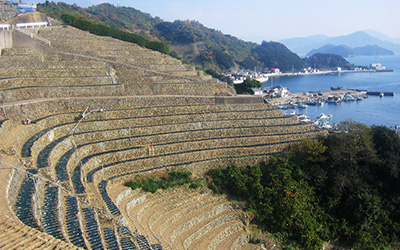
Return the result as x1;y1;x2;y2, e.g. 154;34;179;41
343;94;356;101
255;75;269;83
326;96;342;104
297;114;312;123
317;113;333;120
355;95;364;101
314;113;334;130
298;103;308;109
307;100;324;106
380;92;384;97
326;96;336;103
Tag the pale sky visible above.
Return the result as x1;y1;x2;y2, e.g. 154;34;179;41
28;0;400;43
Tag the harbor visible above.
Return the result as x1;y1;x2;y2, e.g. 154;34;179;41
268;87;373;107
266;86;396;131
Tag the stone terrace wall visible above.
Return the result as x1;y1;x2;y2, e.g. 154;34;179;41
0;96;216;120
36;26;235;97
0;4;17;20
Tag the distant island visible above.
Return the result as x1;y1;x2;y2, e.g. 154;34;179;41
307;44;395;57
280;30;400;56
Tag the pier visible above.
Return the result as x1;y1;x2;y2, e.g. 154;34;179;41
366;91;395;96
268;88;395;107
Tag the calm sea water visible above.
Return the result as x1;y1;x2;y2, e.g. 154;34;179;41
262;55;400;128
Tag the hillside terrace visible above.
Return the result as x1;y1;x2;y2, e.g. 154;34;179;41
0;25;326;250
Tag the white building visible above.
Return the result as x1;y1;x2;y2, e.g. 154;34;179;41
263;85;290;98
252;88;264;96
370;63;386;70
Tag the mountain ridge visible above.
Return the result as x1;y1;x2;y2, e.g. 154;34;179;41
280;31;400;56
38;2;357;73
306;44;395;57
38;2;307;72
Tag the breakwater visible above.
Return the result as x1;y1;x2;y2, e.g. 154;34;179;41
366;91;395;96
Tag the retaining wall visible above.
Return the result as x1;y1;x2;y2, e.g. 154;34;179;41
0;30;12;51
11;30;54;54
0;96;216;120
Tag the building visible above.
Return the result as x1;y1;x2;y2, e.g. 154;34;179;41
252;87;264;96
263;85;290;98
271;68;280;74
370;63;386;70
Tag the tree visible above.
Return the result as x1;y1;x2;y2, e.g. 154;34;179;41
209;121;400;249
234;78;261;95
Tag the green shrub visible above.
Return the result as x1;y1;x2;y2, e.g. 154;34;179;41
61;14;170;54
142;179;159;193
125;180;142;190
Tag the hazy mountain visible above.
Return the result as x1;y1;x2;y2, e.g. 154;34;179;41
280;31;400;56
307;44;353;57
307;44;395;57
279;34;330;54
363;29;400;44
353;45;395;56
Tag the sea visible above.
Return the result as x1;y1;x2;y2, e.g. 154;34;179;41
262;55;400;128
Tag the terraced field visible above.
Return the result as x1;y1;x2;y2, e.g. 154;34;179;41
0;25;326;249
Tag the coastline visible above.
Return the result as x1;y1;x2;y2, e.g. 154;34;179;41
265;68;392;78
260;55;399;129
269;89;367;106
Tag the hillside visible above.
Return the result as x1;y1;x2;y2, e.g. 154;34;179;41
37;2;305;73
304;53;353;69
4;12;48;24
0;22;327;250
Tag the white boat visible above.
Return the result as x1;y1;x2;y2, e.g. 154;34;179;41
255;76;269;83
298;103;308;108
317;113;333;120
343;95;356;101
297;114;312;123
326;96;342;104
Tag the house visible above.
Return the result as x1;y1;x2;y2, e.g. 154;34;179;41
370;63;386;70
263;85;290;98
252;87;264;96
271;68;280;74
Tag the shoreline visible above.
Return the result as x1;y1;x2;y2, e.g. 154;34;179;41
269;88;367;106
264;68;393;78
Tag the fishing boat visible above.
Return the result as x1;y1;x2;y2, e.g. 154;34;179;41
326;96;342;104
307;99;324;106
298;103;308;109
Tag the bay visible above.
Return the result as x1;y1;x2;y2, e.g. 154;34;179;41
262;55;400;128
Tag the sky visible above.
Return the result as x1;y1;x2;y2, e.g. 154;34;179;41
27;0;400;43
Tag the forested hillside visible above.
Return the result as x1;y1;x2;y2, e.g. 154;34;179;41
209;121;400;249
305;53;354;69
38;2;307;72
